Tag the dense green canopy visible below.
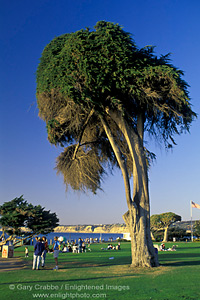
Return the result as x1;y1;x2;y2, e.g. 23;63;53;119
194;221;200;237
0;196;59;245
37;21;195;149
151;212;182;229
37;22;195;194
151;212;182;242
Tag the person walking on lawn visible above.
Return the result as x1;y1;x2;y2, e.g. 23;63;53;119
32;237;45;270
41;236;49;268
53;236;60;271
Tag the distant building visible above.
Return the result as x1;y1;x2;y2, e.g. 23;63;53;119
123;233;131;241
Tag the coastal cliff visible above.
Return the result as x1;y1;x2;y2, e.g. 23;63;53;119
2;221;194;234
54;224;128;233
2;223;128;234
53;220;194;233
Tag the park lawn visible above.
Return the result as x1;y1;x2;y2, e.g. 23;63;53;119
0;242;200;300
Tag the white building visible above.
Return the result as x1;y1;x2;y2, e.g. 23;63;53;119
123;233;131;241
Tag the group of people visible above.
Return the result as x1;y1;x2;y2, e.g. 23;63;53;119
101;242;121;251
31;236;60;271
29;236;122;271
62;238;91;253
29;236;92;271
159;243;176;251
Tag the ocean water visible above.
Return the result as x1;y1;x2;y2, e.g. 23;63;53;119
36;232;123;245
0;231;123;246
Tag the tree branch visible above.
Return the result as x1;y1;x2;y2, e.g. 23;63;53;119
72;109;95;160
100;116;132;209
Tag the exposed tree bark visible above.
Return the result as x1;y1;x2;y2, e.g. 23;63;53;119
122;136;159;267
106;109;159;267
100;117;132;210
163;226;169;242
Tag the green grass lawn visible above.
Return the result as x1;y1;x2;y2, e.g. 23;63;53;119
1;242;200;300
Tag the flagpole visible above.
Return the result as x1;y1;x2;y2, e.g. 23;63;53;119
191;201;193;242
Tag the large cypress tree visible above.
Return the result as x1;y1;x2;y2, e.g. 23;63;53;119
36;21;196;267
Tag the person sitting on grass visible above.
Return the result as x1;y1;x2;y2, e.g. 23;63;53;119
68;245;72;252
72;243;78;253
116;242;121;250
168;245;177;251
101;244;115;251
62;244;68;252
107;244;113;250
82;242;86;252
159;243;166;251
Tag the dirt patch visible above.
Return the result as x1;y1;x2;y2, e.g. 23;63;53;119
0;257;28;272
90;264;172;278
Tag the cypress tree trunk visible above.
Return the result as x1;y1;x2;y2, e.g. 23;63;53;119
123;194;159;267
123;117;159;267
102;111;159;267
122;129;159;267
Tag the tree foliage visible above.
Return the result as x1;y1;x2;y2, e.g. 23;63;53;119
153;227;187;242
151;212;181;242
36;21;196;267
193;220;200;236
37;21;196;193
0;196;59;246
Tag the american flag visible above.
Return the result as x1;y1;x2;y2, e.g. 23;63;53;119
191;201;200;209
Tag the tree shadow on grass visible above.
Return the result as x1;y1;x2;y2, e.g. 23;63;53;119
161;260;200;267
20;258;132;271
176;246;200;250
159;251;200;267
0;272;141;286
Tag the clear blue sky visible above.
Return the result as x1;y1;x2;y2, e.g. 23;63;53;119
1;0;200;225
